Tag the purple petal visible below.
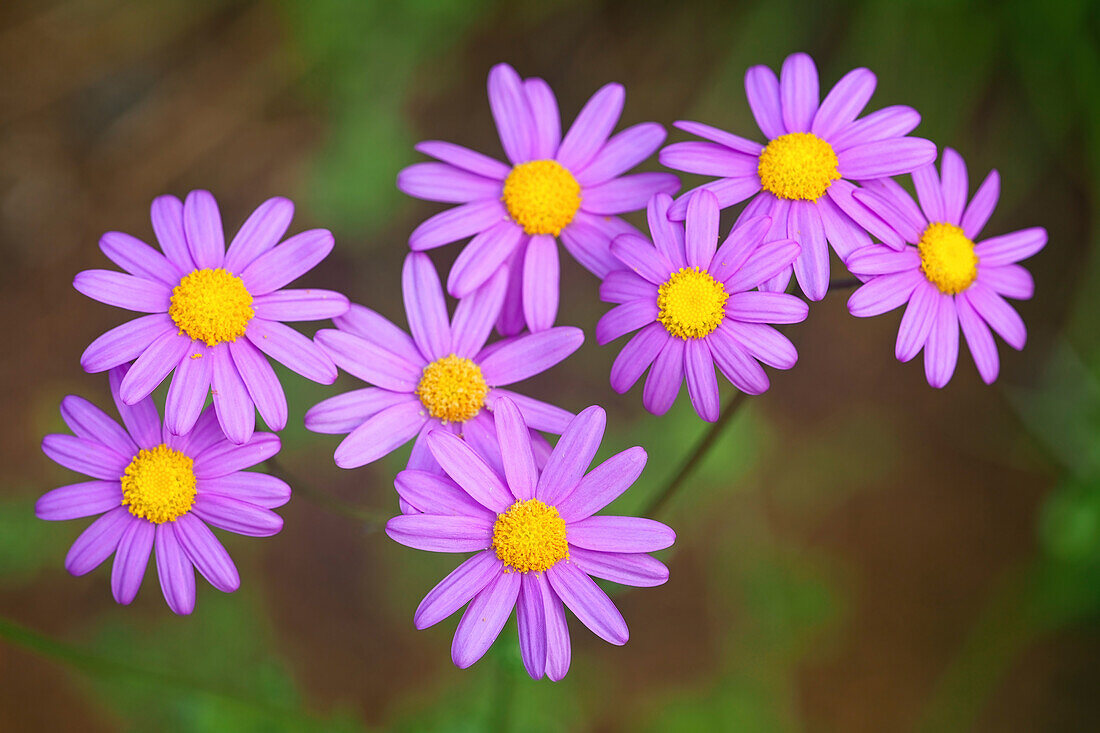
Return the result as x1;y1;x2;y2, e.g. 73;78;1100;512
164;342;211;437
493;397;537;501
684;339;720;422
252;289;349;322
895;280;940;362
610;323;668;393
557;82;625;171
246;319;337;384
166;404;222;456
210;346;255;445
744;64;785;139
409;200;507;251
182;190;225;270
939;148;968;224
386;513;494;553
957;292;1000;384
667;177;761;221
557;446;647;523
828;181;906;250
452;571;520;668
721;321;798;369
60;395;135;457
394;469;492;517
610;233;674;285
42;434;128;480
198;472;290;509
334;304;423;367
646;192;687;268
812;67;875;139
672;120;764;155
852;189;924;245
839;137;937;180
559;211;631;278
708;215;771;284
397;162;503;203
546;561;628;645
65;507;131;575
658;141;757;178
451;267;508;358
830;106;921;151
789;200;829;301
150;195;194;273
961;170;1000;240
974;227;1047;267
485;389;574;434
924;296;960;388
488;63;535;164
155;523;196;614
448;221;525;298
576;122;666;186
118;330;189;404
239;229;333;296
414;550;502;629
403;252;451;361
517;573;548;680
861;177;928;233
981;264;1034;301
912;161;945;223
304;387;411;435
414;140;510;180
642;336;685;414
537;406;606;506
333;400;425;469
111;519;154;604
174;514;240;593
109;364;161;449
427;431;513;512
596;299;658;345
314;329;420;392
723;238;801;293
36;481;122;521
192;493;282;537
685;189;720;268
74;270;171;313
192;432;280;478
967;282;1027;350
523;234;560;332
817;194;871;261
99;231;180;286
708;326;769;394
567;516;676;553
81;314;175;373
542;575;571;680
229;338;287;432
599;270;657;304
725;291;808;324
581;172;680;216
845;246;920;276
848;269;922;317
478;327;583;386
568;547;669;588
780;52;819;133
224;197;295;274
525;77;561;159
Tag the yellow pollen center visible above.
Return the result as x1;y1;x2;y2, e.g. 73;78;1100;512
169;268;254;346
502;160;582;236
657;267;729;339
757;132;841;201
918;222;979;295
416;355;489;423
120;444;197;524
492;499;569;573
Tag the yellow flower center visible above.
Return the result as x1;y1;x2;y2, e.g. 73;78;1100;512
502;160;582;236
415;355;489;423
492;499;569;573
657;267;729;340
757;132;841;201
169;268;254;346
120;444;197;524
918;222;979;295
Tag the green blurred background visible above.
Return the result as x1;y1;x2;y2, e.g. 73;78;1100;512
2;0;1098;730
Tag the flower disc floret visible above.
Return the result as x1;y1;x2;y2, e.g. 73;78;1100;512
169;268;254;346
416;355;489;423
492;499;569;573
918;222;978;295
757;132;840;201
120;444;197;524
502;160;582;236
657;267;729;340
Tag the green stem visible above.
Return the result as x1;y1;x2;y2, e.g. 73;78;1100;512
644;391;749;517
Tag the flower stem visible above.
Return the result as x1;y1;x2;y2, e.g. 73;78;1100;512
644;391;749;517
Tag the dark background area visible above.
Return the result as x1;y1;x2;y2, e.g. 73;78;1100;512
2;0;1099;730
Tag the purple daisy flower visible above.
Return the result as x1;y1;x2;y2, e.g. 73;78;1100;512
387;397;674;680
843;148;1047;387
37;365;288;615
398;62;680;335
75;191;348;445
305;252;582;471
596;191;807;421
659;52;937;301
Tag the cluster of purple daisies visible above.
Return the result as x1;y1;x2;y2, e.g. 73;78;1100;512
39;54;1044;680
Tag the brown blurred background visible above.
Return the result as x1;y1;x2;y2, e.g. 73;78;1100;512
2;0;1098;731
